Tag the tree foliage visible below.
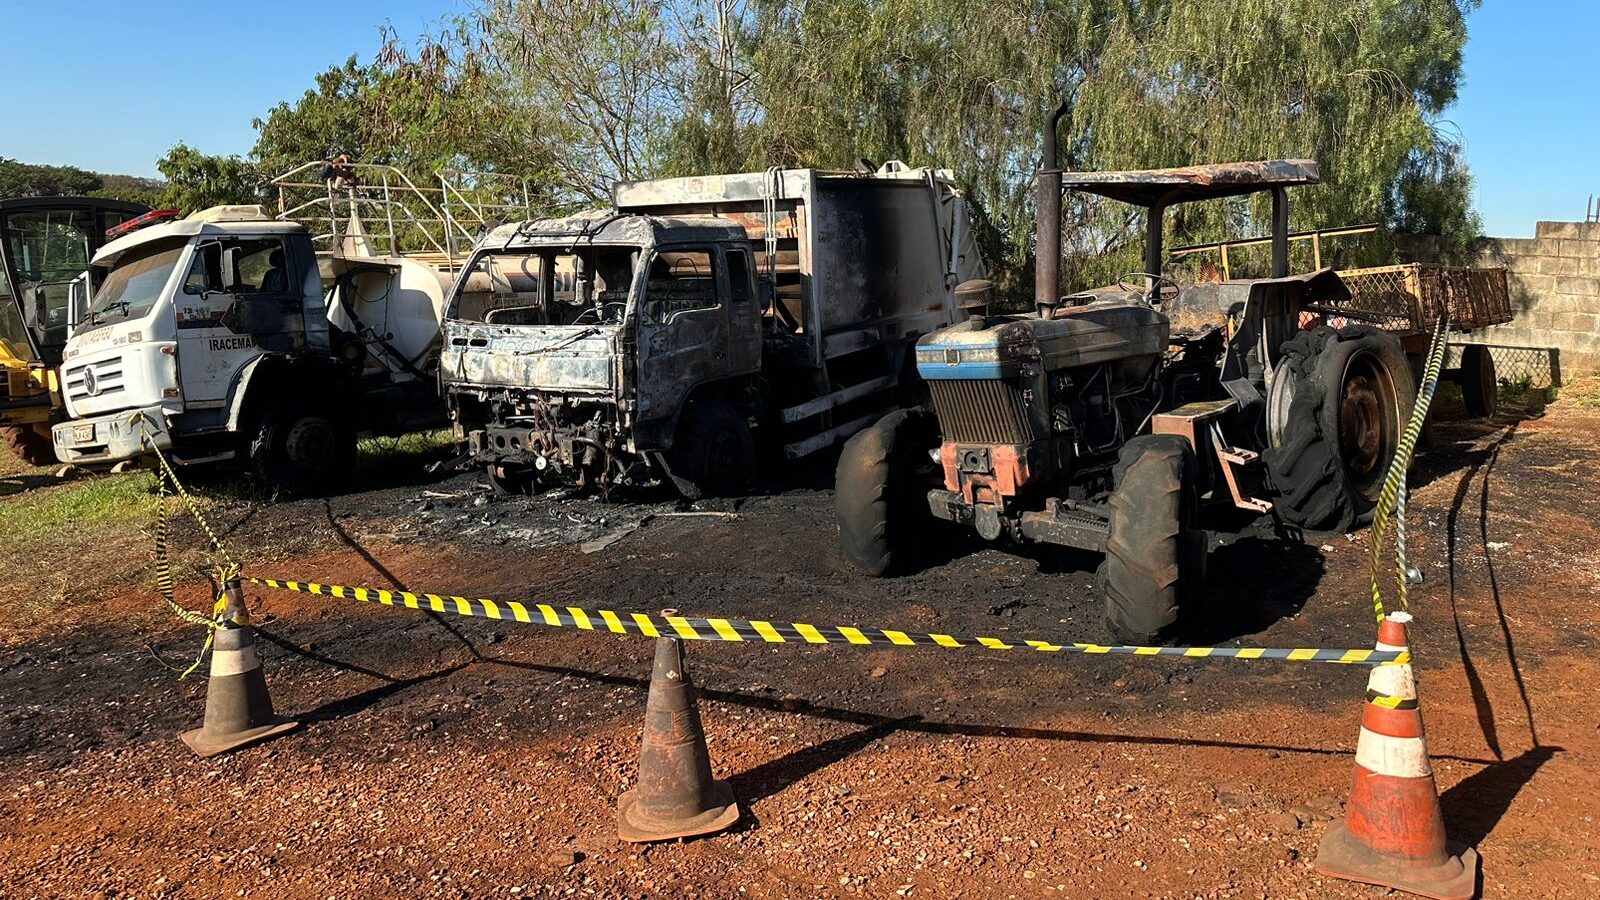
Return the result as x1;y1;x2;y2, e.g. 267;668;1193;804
377;0;1479;293
154;143;264;211
134;0;1482;292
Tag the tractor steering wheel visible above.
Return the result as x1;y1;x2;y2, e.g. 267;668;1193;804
1117;273;1181;304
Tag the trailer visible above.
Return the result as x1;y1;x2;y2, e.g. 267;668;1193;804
442;161;985;498
1171;226;1516;419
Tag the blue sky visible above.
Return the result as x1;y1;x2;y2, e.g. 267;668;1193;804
2;0;1595;237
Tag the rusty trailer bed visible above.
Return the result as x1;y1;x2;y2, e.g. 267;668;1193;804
1332;263;1513;336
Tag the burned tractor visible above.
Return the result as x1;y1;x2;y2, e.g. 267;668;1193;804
836;107;1414;644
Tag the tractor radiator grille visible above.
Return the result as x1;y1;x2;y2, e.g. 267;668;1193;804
927;379;1035;445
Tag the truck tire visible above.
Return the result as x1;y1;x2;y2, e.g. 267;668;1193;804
486;463;536;496
1264;326;1415;532
1459;345;1498;418
835;408;939;577
662;403;756;500
2;424;56;468
247;400;354;496
1099;435;1202;645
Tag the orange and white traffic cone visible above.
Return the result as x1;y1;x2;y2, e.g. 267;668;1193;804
1315;611;1478;899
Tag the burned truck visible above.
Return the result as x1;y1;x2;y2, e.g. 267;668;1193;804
440;163;984;498
837;109;1418;644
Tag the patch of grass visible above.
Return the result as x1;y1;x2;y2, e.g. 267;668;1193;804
1555;375;1600;410
357;429;454;465
0;469;164;532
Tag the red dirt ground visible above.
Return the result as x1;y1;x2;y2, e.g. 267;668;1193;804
1;399;1597;898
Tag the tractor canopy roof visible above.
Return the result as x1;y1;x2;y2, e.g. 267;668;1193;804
1056;160;1320;207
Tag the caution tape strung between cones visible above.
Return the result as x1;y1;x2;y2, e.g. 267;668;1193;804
247;577;1410;665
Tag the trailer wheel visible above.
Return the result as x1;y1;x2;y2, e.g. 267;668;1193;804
662;403;756;500
247;401;353;496
1264;326;1414;532
835;408;940;576
1459;345;1499;418
1;424;56;468
1099;435;1202;645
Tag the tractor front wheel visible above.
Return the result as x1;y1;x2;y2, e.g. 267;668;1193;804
835;408;941;577
1099;435;1204;645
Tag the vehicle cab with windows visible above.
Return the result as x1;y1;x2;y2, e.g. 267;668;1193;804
52;206;325;464
443;212;759;493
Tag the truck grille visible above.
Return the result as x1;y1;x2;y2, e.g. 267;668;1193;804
63;358;126;402
927;379;1035;444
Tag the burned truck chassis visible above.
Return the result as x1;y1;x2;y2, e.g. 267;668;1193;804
455;389;647;493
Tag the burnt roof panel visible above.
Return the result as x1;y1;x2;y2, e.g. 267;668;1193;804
1055;160;1321;206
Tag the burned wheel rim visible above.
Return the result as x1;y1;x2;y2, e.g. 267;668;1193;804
1337;350;1400;502
284;417;338;475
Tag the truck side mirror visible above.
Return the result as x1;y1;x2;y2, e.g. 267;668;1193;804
221;246;241;291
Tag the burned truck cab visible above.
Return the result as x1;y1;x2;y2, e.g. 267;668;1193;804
442;212;760;493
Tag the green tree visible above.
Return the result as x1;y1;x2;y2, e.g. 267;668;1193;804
0;158;103;197
155;143;264;212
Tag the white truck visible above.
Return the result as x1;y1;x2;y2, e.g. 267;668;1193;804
442;162;986;497
50;205;453;492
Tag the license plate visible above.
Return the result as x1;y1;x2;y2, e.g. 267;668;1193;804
73;423;95;444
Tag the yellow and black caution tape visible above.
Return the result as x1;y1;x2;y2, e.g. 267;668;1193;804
248;577;1410;665
138;412;244;677
1366;317;1450;624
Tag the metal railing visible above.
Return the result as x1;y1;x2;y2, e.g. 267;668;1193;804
271;162;536;265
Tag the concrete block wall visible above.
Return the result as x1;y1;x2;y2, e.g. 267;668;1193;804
1398;222;1600;376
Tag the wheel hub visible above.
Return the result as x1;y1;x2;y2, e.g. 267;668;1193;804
284;418;336;471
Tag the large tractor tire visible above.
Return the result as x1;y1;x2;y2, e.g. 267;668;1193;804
247;400;355;496
1264;325;1415;533
661;402;757;500
1099;435;1204;645
835;408;940;577
2;423;56;468
1459;344;1499;419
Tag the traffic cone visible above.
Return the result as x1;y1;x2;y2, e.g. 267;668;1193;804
1315;611;1478;899
179;578;299;758
617;630;740;842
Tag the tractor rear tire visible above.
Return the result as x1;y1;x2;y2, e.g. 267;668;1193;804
1099;435;1203;646
1264;325;1415;533
2;424;56;468
1460;344;1499;418
835;408;940;577
662;402;756;500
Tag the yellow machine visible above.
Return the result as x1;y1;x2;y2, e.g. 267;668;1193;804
0;197;149;465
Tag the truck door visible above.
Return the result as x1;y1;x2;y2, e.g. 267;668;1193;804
634;246;729;424
176;235;306;406
723;246;761;374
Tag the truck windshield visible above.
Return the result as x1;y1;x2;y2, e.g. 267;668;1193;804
83;240;187;331
452;247;637;326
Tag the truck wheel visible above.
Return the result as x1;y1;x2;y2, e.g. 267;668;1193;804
2;424;56;468
1099;435;1202;645
247;401;353;496
1264;326;1415;532
1460;345;1499;418
662;403;756;500
835;408;939;577
486;463;536;496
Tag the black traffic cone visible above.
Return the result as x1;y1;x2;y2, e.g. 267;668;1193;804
179;577;299;758
617;629;740;842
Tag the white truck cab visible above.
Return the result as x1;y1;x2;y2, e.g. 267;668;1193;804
53;205;449;491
